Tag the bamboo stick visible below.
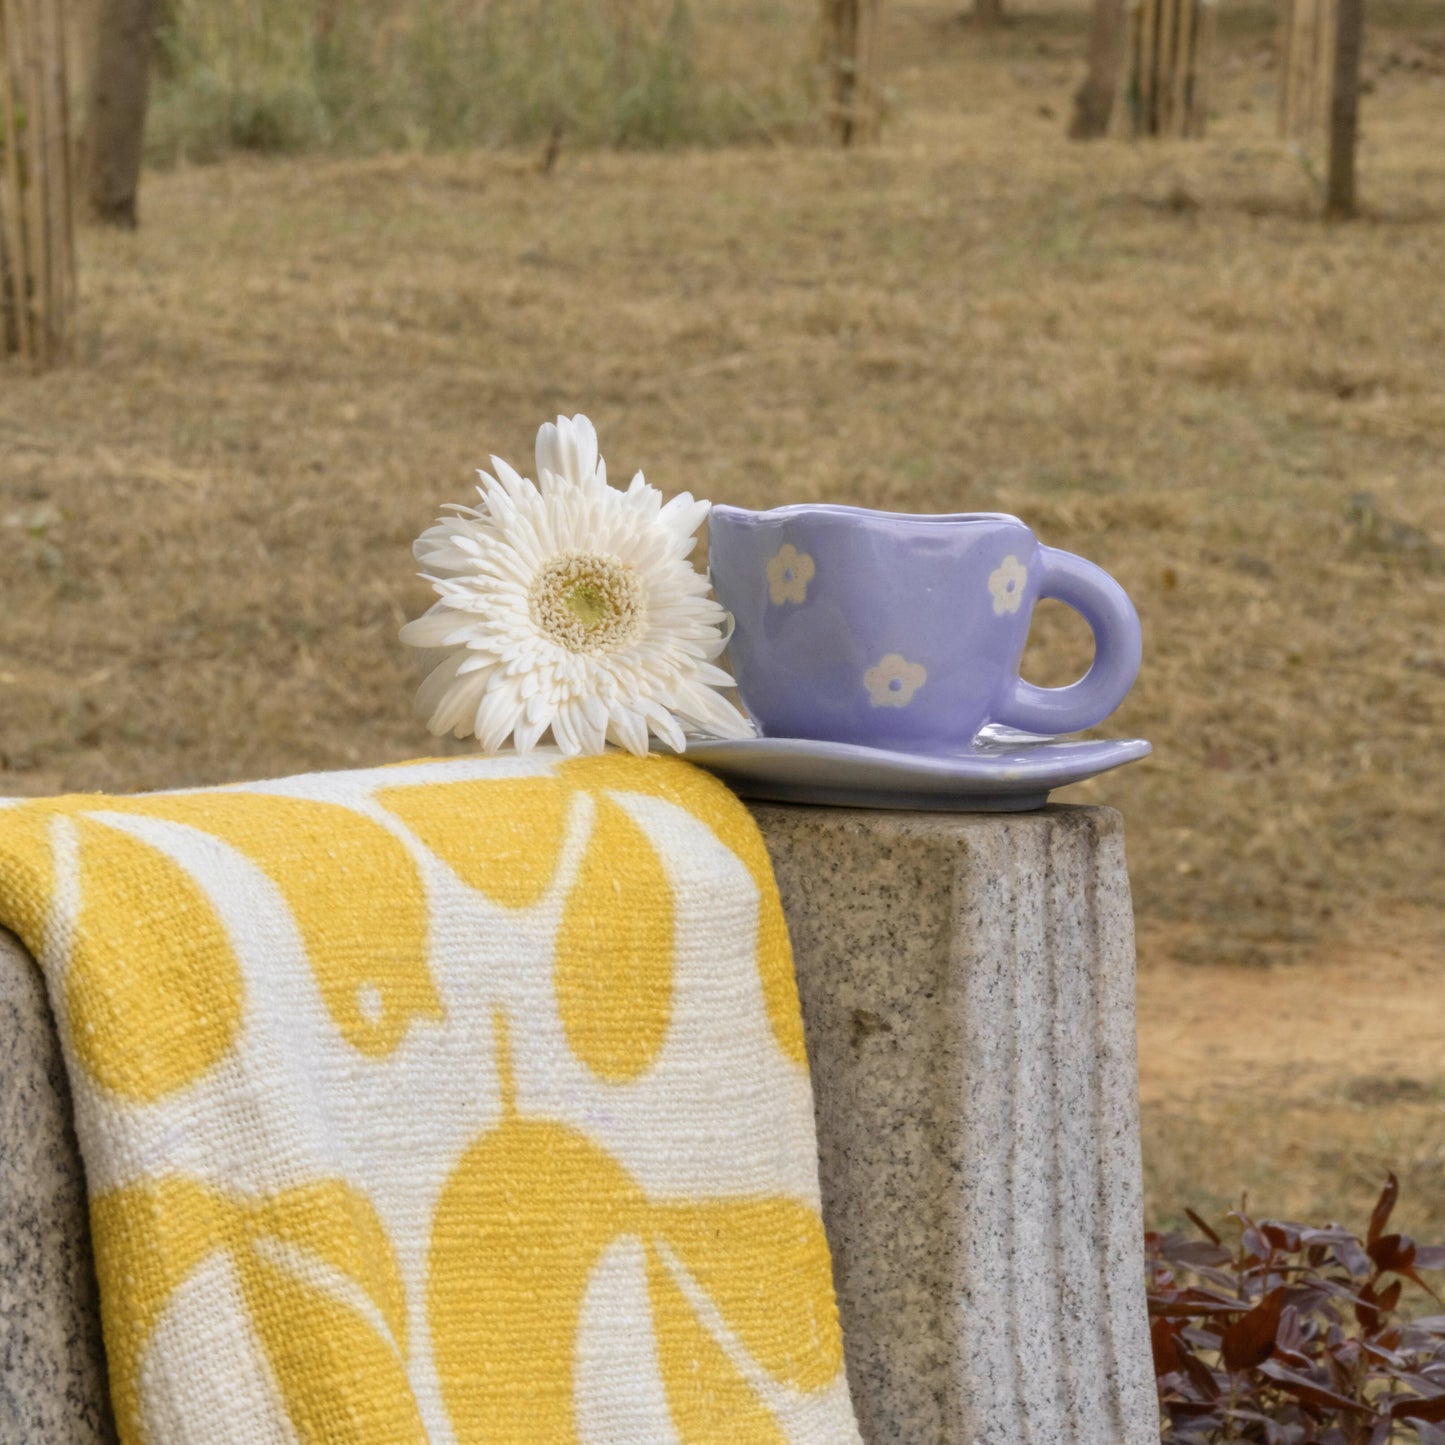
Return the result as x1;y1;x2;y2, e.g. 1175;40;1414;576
1137;0;1156;132
1320;0;1339;139
0;2;20;355
1175;0;1191;136
29;0;49;359
0;7;15;358
39;0;71;360
32;0;50;354
1126;0;1143;133
1171;0;1194;134
1295;0;1312;133
1161;0;1177;132
1194;0;1217;136
1283;0;1302;134
1300;0;1320;133
857;0;885;143
1183;0;1202;135
1148;0;1165;131
1288;0;1306;134
20;0;49;364
1;0;34;360
55;0;73;356
1283;0;1294;132
1308;0;1330;135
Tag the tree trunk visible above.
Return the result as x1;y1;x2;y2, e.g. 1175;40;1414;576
1069;0;1128;137
82;0;156;228
1326;0;1364;218
975;0;1005;26
819;0;859;144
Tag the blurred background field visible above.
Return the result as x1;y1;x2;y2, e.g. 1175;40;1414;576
146;0;817;157
3;0;1443;1236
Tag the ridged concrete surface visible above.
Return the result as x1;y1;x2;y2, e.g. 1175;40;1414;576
0;928;117;1444
752;803;1158;1445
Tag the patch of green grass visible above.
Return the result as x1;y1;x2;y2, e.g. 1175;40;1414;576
147;0;817;161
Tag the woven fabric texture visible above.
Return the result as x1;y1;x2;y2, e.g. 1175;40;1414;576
0;750;860;1444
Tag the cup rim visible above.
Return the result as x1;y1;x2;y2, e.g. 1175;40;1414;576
710;502;1024;526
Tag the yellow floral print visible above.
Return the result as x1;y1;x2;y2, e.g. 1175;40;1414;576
378;752;807;1078
0;752;855;1444
0;790;441;1101
428;1012;842;1444
0;799;246;1102
92;1176;425;1445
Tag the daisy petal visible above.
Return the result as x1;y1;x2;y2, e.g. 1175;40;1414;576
607;707;650;758
569;701;607;757
571;414;599;485
513;711;550;754
399;607;469;649
640;698;687;754
676;682;755;742
475;682;523;752
550;706;582;756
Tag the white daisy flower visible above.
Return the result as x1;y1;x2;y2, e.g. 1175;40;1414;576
400;414;753;757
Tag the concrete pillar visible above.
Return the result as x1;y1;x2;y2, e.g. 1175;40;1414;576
750;803;1158;1445
0;929;116;1443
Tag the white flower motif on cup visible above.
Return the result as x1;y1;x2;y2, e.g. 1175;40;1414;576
988;554;1028;616
766;544;815;605
865;653;927;708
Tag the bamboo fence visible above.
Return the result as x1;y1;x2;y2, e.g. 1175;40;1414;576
0;0;75;368
1278;0;1337;140
1125;0;1217;137
819;0;887;145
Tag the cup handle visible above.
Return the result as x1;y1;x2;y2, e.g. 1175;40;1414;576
991;546;1142;736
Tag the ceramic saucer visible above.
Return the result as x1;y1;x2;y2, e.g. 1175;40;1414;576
675;726;1151;811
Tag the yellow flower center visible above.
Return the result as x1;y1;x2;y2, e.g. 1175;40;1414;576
529;551;644;654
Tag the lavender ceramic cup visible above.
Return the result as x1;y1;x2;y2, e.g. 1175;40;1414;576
708;504;1142;753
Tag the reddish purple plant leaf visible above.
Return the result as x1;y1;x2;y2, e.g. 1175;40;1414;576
1153;1178;1445;1443
1356;1279;1384;1334
1394;1394;1445;1424
1186;1208;1222;1246
1222;1286;1285;1371
1368;1174;1399;1250
1370;1232;1416;1271
1255;1358;1375;1416
1370;1234;1443;1300
1152;1287;1253;1319
1153;1317;1186;1375
1262;1221;1303;1252
1180;1346;1225;1403
1333;1237;1374;1279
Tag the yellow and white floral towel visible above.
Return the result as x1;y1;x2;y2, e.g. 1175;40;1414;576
0;750;861;1445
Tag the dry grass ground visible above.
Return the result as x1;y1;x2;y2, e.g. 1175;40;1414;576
2;0;1443;1232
